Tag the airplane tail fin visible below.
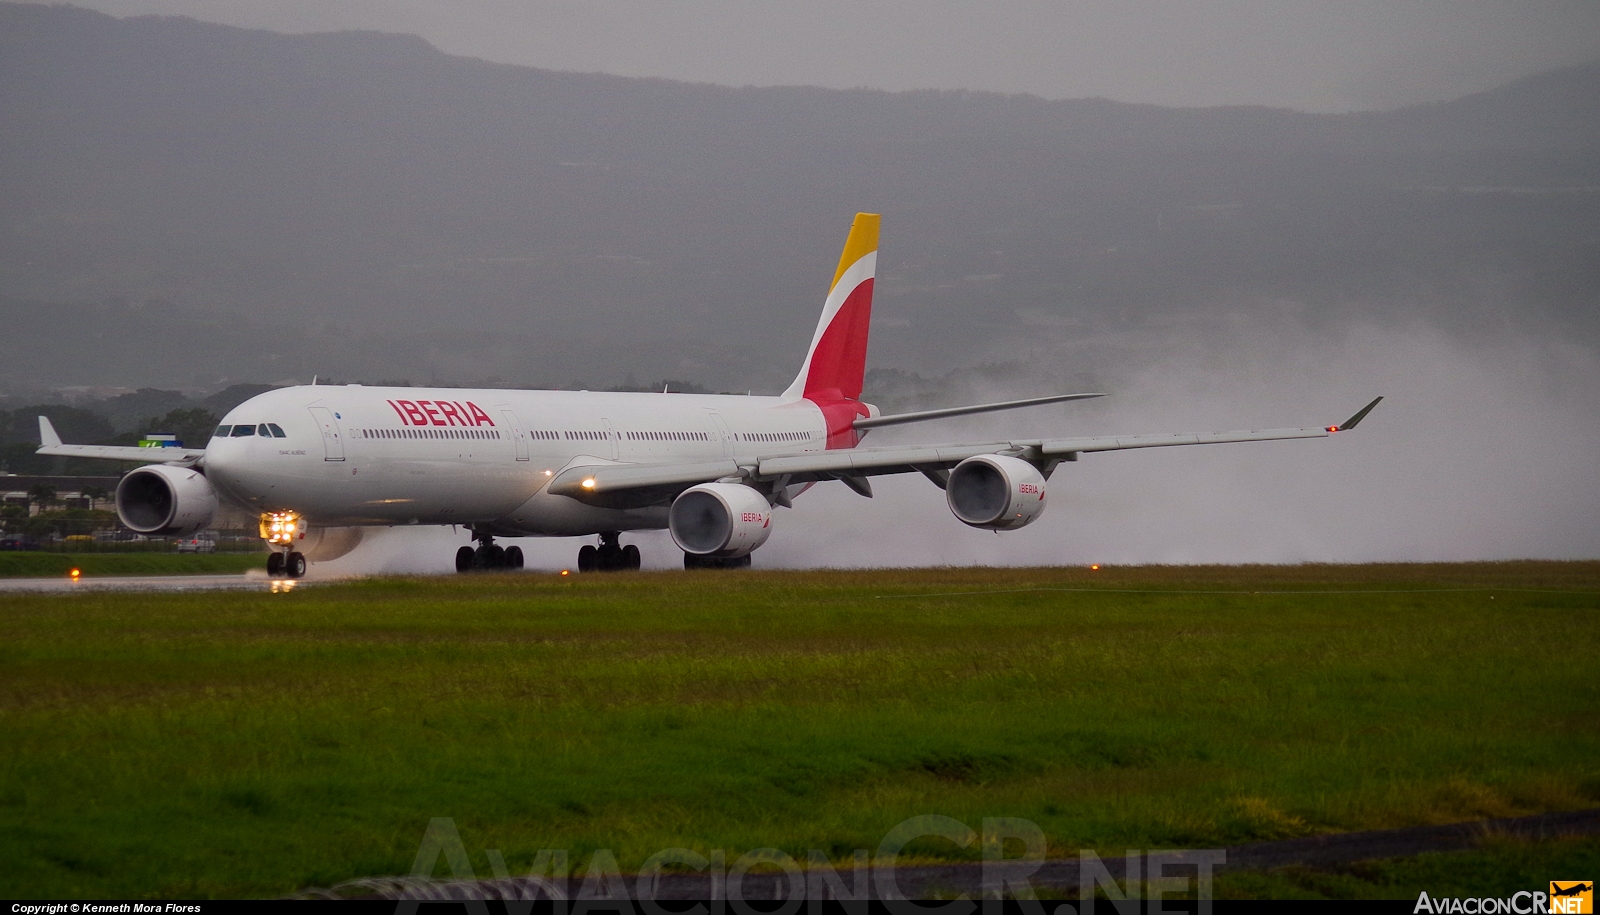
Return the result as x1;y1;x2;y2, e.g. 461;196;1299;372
781;213;880;403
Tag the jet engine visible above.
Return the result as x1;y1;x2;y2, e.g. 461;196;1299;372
669;482;773;557
116;464;218;535
300;526;365;562
946;454;1048;531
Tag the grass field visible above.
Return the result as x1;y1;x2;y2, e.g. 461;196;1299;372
1206;835;1600;901
1;562;1596;898
0;551;267;577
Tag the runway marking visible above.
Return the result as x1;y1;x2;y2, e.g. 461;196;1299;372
0;574;341;594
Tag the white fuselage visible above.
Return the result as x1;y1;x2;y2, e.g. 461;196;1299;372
204;385;846;536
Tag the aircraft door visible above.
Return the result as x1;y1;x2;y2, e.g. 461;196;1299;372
709;413;733;459
499;409;529;461
602;418;618;461
307;407;345;461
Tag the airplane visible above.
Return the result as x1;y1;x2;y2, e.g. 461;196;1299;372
36;213;1381;578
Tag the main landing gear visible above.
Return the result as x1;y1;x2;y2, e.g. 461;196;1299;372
577;531;641;572
267;549;306;579
456;529;524;573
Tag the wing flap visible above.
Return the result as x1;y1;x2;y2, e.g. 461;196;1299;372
35;443;207;463
758;443;1003;478
1040;427;1329;455
35;416;206;463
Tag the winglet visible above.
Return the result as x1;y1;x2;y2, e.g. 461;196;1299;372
38;416;62;447
1327;396;1383;433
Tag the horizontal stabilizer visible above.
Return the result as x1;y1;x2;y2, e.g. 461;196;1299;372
853;392;1107;430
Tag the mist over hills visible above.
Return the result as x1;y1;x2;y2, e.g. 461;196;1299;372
1;2;1596;400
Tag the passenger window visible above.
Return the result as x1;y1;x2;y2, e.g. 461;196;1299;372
268;423;286;438
213;425;231;437
231;424;256;437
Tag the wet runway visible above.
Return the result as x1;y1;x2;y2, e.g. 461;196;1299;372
0;571;330;593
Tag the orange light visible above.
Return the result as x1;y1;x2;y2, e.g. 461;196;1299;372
1326;426;1338;433
560;569;570;576
69;568;81;581
1090;564;1100;571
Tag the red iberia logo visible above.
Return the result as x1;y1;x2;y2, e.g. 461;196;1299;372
1550;882;1593;915
388;399;496;427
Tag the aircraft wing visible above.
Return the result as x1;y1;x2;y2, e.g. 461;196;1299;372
550;397;1382;503
35;416;206;464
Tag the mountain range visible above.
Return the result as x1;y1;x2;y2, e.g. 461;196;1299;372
1;2;1596;397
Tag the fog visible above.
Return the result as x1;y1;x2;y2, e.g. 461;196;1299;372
310;320;1600;573
29;0;1600;112
3;4;1596;567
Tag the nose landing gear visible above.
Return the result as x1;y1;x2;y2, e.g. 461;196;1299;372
260;512;307;579
456;529;525;572
265;548;307;578
577;531;640;572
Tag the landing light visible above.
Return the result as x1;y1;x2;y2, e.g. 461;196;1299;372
581;478;596;489
260;511;304;545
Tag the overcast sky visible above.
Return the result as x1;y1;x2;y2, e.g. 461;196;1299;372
32;0;1600;111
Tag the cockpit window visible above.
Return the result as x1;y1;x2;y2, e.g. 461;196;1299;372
231;424;256;437
257;423;272;437
213;425;231;437
267;423;286;438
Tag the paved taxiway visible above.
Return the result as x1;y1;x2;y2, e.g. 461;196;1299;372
0;572;322;593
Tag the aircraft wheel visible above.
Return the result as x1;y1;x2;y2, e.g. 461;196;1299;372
621;544;641;570
478;544;505;569
455;546;475;573
505;545;524;569
287;552;307;578
267;551;285;577
578;544;597;572
597;544;622;571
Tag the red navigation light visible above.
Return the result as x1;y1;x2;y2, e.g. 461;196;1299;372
1326;426;1339;433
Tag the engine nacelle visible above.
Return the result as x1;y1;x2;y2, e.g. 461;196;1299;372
300;526;365;562
946;454;1048;531
116;464;218;535
669;482;773;557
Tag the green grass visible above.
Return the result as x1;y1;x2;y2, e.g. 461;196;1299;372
1;562;1596;898
0;551;267;577
1205;835;1600;901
